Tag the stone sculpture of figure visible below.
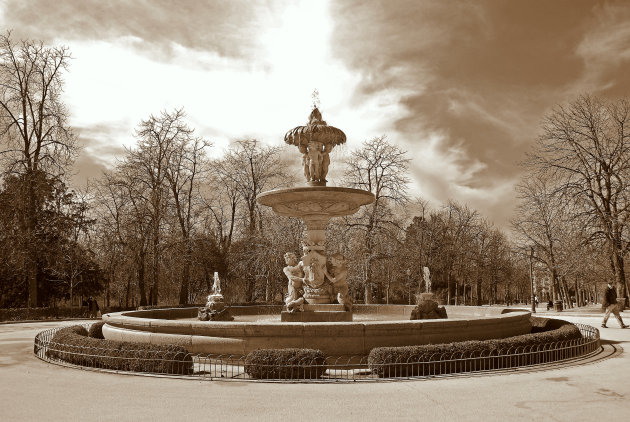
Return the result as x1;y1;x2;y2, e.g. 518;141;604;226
423;267;431;293
321;142;332;182
327;253;351;311
301;247;328;289
212;271;221;294
307;141;324;183
299;144;310;181
300;246;333;303
283;252;305;312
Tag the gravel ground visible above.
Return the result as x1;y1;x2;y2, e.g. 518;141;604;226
1;315;629;421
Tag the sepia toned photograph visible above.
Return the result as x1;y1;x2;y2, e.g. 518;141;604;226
1;1;629;420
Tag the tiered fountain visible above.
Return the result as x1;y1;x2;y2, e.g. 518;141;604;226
101;105;532;357
257;107;374;322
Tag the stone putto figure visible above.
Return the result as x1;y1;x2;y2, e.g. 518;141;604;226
327;253;351;311
283;252;305;312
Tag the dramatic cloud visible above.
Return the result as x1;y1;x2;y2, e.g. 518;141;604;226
1;0;289;62
329;0;630;225
2;0;629;227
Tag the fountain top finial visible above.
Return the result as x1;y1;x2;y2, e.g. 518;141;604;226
284;107;346;149
284;105;346;186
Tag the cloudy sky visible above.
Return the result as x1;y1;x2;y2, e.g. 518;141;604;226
2;0;630;227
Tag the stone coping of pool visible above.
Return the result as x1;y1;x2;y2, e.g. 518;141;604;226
102;305;532;356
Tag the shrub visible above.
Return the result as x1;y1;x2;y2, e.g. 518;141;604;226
0;306;136;322
88;321;105;339
368;318;582;378
244;348;326;379
47;325;193;375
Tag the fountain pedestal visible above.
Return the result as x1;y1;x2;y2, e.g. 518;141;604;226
256;106;375;319
258;186;374;306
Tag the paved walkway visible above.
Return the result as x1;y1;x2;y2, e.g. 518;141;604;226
1;315;629;421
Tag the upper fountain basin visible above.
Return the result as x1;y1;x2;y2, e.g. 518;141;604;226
256;186;375;218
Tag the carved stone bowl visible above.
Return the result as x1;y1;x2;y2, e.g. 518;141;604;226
256;186;375;218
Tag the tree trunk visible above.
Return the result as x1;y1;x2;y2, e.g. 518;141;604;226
26;176;38;308
138;250;147;306
151;236;159;306
611;245;628;305
561;277;572;308
125;275;131;308
178;243;192;305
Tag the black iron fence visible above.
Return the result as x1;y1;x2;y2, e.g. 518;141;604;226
34;322;600;382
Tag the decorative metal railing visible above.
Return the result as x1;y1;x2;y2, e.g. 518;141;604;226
34;322;600;382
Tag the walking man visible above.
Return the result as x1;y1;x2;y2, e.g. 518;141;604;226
602;282;628;328
87;296;100;319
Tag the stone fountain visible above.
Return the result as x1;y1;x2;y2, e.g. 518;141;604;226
257;107;375;322
101;106;532;357
198;272;233;321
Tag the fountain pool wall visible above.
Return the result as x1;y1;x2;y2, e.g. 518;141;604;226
102;305;531;356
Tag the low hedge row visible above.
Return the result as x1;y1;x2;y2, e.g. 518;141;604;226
88;321;105;339
47;325;193;375
368;317;583;378
0;306;135;322
244;348;326;379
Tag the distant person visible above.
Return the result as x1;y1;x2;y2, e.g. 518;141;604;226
87;297;100;319
547;300;553;311
601;282;628;328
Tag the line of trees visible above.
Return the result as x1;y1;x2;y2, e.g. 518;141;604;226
2;34;626;310
514;95;630;307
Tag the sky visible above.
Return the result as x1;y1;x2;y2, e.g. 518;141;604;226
2;0;630;228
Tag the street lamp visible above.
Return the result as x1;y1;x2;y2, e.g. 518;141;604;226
529;246;536;313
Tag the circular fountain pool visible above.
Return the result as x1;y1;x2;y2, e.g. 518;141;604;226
102;305;531;356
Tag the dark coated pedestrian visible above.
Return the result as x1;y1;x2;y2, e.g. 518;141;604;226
87;296;100;319
601;282;628;328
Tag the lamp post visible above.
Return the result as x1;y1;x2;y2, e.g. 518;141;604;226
529;246;536;313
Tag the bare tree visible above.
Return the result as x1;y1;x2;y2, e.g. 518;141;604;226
344;135;410;303
527;95;630;302
165;135;211;304
0;32;77;307
216;139;285;234
512;174;569;304
124;108;197;305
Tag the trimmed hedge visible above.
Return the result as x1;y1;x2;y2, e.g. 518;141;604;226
244;348;326;379
47;325;193;375
0;306;134;322
368;317;583;378
88;321;105;339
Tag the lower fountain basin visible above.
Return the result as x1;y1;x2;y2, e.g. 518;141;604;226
102;305;531;356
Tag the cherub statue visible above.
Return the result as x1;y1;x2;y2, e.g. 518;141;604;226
307;141;325;183
283;252;305;312
299;144;310;181
327;253;351;311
